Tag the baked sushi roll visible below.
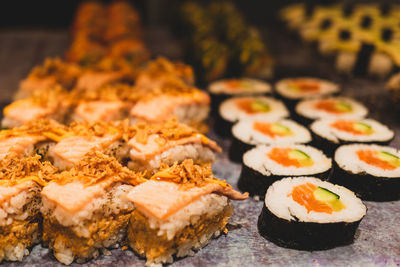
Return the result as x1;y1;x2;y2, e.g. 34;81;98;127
0;155;56;262
333;144;400;201
126;118;221;174
126;159;248;265
258;177;366;250
310;118;394;156
41;153;145;265
49;121;126;170
208;78;271;112
2;86;72;128
275;77;340;110
217;96;289;137
229;118;311;163
295;96;368;125
73;69;127;93
130;78;210;131
238;145;331;197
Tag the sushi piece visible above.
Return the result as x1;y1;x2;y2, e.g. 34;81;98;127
229;118;311;163
41;153;145;265
49;121;126;170
73;69;127;93
126;118;221;174
333;144;400;201
0;155;57;262
126;159;248;265
217;96;289;137
130;78;210;131
238;145;331;197
310;118;394;156
208;78;271;112
2;86;72;128
275;78;340;110
295;97;368;125
16;58;81;100
258;177;366;250
72;100;130;123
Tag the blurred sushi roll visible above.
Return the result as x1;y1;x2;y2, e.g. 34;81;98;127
295;96;368;125
48;121;126;170
125;118;221;174
41;153;145;265
258;177;366;250
333;144;400;201
229;118;311;163
208;78;271;112
0;155;57;263
217;96;289;137
310;118;394;157
73;69;128;92
126;159;248;266
129;78;210;131
2;86;73;128
275;77;340;111
238;145;331;197
16;58;82;100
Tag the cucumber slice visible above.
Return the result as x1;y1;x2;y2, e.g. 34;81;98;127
270;123;291;135
251;100;270;112
335;102;352;112
289;149;310;160
378;151;399;161
314;186;340;202
354;122;373;133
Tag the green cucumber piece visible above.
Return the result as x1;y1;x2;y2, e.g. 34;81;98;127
354;122;372;133
314;186;340;202
378;151;399;161
270;123;291;135
251;100;270;112
289;149;310;160
335;102;353;112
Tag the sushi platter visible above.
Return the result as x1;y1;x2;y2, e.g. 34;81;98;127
1;1;400;267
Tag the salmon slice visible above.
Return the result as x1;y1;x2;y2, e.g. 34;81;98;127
74;100;127;122
357;149;396;170
289;79;320;92
74;71;124;92
0;135;45;159
127;180;247;220
0;181;35;204
3;99;52;127
289;183;333;214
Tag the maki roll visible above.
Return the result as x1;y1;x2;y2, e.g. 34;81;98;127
275;77;340;110
126;159;248;266
258;177;366;250
295;97;368;125
41;153;145;265
310;118;394;156
0;155;56;262
208;78;271;112
238;145;331;197
229;119;311;163
333;144;400;201
217;96;289;137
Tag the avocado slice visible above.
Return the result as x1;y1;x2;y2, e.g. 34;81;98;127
289;149;314;166
314;186;339;202
335;102;352;112
251;100;270;112
270;123;292;135
377;151;400;167
353;122;373;133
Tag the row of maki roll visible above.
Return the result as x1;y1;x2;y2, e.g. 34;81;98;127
238;144;331;197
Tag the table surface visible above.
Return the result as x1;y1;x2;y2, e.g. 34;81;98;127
1;27;400;267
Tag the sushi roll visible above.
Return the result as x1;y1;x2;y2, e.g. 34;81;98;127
41;153;145;265
310;118;394;156
333;144;400;201
238;145;331;197
73;69;127;93
208;78;271;112
229;118;311;163
295;97;368;125
275;78;340;110
0;155;56;263
258;177;366;250
217;96;289;137
126;118;221;174
126;159;248;266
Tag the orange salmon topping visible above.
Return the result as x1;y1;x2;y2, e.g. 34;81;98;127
289;79;320;92
267;148;313;167
315;100;349;114
225;79;242;89
356;149;396;170
289;183;333;214
253;122;288;139
331;120;365;135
